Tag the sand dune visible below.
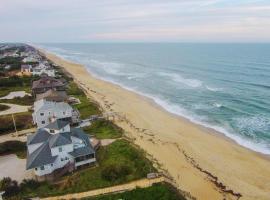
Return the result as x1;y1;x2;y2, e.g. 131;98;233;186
44;51;270;200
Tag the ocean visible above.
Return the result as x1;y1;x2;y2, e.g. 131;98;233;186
38;43;270;155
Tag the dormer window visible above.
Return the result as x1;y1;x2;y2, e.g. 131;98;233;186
50;129;55;133
59;147;62;152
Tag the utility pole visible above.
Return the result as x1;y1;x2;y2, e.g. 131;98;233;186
12;114;18;134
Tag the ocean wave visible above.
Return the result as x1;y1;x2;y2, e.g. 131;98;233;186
158;72;203;88
38;44;270;155
158;72;223;92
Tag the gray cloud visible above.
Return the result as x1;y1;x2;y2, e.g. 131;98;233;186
0;0;269;42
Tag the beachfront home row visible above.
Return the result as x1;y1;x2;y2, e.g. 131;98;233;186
32;99;80;128
32;74;66;96
21;63;56;77
26;119;96;181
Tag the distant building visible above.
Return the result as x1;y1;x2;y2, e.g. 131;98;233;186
4;65;11;70
32;99;80;128
32;74;66;96
32;63;55;77
36;89;68;102
26;120;96;181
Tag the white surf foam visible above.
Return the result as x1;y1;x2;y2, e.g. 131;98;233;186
38;45;270;155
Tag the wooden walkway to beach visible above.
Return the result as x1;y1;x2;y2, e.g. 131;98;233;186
41;177;164;200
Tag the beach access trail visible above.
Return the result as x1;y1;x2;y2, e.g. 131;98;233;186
41;177;164;200
44;51;270;200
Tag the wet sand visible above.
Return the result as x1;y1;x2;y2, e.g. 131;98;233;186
43;50;270;200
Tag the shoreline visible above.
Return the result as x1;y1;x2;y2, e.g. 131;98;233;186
41;48;270;200
40;48;270;159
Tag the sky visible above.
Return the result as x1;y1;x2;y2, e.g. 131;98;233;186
0;0;270;43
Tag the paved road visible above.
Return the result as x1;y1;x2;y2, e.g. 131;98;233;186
41;177;164;200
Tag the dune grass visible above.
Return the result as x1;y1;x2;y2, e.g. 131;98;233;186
84;183;186;200
83;119;123;139
67;81;101;119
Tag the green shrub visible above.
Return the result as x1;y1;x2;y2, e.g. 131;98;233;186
0;104;10;111
0;177;20;198
0;141;26;158
0;112;33;135
101;164;131;182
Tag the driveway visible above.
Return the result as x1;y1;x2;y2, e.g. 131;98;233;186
0;154;33;183
0;103;30;116
0;91;30;99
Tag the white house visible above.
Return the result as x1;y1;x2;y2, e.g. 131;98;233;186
23;56;39;63
26;120;96;180
32;99;80;128
32;63;55;77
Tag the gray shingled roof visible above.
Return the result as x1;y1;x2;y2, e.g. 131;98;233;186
44;119;69;130
26;142;57;169
27;124;95;170
36;89;68;102
27;129;51;145
70;128;91;146
48;132;72;148
69;146;95;158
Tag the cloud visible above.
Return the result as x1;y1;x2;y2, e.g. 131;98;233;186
0;0;270;42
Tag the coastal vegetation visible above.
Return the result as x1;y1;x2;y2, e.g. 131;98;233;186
0;95;34;106
0;112;33;135
0;75;37;97
84;183;186;200
83;119;123;139
67;81;101;119
14;139;156;198
0;141;26;158
0;104;10;111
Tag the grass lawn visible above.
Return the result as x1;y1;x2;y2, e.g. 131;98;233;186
0;141;26;159
0;104;10;111
67;81;101;119
0;95;34;105
19;139;156;198
84;183;186;200
0;112;34;135
0;86;31;98
83;119;123;139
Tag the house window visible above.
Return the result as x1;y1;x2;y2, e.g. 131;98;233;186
63;111;66;115
50;129;55;133
41;121;45;124
40;166;45;170
65;157;68;160
35;168;38;171
61;158;64;161
40;113;44;116
51;164;53;167
59;147;62;152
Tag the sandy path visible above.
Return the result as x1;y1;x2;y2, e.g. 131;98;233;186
0;91;30;99
0;154;33;183
44;51;270;200
0;103;30;116
41;177;164;200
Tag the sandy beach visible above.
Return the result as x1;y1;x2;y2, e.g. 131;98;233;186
43;51;270;200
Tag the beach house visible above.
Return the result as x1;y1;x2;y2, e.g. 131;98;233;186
32;99;80;128
32;63;55;77
36;89;68;102
26;119;96;181
32;74;66;96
